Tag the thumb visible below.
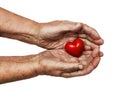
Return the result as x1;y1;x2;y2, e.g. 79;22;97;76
58;62;83;73
71;23;82;32
58;21;82;33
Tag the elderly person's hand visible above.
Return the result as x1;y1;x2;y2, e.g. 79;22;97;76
36;38;103;77
34;20;103;48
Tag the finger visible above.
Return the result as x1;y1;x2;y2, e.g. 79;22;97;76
82;51;92;55
79;34;95;44
84;45;92;51
61;69;90;77
83;50;104;57
79;34;103;45
85;57;101;74
61;68;87;77
80;23;101;40
60;62;83;73
79;51;93;66
71;23;83;32
61;57;100;78
94;39;104;45
59;21;82;32
82;39;100;57
92;46;100;57
50;71;62;77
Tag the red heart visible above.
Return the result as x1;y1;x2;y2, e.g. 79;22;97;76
65;38;84;57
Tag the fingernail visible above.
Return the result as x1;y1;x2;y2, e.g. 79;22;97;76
79;65;83;69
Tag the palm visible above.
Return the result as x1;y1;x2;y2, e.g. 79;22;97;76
38;30;77;49
40;32;100;58
47;49;92;66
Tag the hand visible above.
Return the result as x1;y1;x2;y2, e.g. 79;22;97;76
34;20;103;57
34;20;104;49
36;49;101;77
37;50;83;77
36;38;103;77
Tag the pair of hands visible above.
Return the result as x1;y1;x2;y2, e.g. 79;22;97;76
0;8;104;84
6;20;103;77
27;20;103;77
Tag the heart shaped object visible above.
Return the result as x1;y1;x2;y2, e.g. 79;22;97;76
65;38;84;57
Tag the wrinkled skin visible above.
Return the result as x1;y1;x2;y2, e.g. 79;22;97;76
37;38;103;77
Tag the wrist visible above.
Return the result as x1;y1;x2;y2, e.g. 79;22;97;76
32;52;45;75
25;21;40;36
30;22;48;47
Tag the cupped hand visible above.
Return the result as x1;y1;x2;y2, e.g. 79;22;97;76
36;38;103;77
37;48;102;77
35;20;103;49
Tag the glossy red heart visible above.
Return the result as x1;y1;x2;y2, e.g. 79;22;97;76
65;38;84;57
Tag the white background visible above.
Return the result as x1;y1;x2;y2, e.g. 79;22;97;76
0;0;120;94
